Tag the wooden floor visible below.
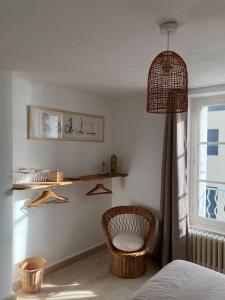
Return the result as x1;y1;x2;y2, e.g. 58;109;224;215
16;249;160;300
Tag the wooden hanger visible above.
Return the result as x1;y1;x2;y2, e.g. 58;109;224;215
27;190;69;208
86;184;112;196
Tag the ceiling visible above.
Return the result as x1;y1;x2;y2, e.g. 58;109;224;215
1;0;225;99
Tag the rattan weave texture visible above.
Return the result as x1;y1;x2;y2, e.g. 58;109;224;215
102;206;156;278
147;50;188;113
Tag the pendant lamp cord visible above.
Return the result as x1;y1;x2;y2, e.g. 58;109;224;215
167;29;170;51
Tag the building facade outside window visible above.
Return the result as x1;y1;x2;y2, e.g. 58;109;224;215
190;97;225;233
207;129;219;156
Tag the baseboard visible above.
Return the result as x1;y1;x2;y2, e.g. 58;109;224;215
45;243;106;276
13;242;107;292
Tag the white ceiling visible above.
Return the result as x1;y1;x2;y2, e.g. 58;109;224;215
1;0;225;99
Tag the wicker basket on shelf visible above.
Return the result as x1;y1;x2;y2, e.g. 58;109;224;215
13;168;49;184
48;170;64;182
19;257;47;293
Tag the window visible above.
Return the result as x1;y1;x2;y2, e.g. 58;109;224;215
190;98;225;233
207;129;219;156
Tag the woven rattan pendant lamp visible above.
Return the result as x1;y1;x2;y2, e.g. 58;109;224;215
147;21;188;113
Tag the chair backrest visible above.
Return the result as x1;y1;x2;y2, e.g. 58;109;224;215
102;206;156;244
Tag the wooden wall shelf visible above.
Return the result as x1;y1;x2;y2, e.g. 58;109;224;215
13;173;128;190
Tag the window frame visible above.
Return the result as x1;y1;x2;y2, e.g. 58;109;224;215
189;96;225;234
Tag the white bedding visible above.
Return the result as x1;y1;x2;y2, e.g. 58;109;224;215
132;260;225;300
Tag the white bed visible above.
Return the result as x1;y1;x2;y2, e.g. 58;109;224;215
132;260;225;300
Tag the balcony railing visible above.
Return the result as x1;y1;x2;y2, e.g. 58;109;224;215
199;182;225;222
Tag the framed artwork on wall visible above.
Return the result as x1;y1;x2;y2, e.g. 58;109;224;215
28;105;104;142
28;106;63;139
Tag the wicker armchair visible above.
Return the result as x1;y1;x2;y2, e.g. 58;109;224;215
102;205;156;278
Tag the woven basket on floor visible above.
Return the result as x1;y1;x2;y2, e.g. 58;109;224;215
19;257;47;293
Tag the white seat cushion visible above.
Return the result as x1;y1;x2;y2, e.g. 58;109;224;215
112;232;144;252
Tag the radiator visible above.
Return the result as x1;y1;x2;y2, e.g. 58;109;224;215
190;229;225;274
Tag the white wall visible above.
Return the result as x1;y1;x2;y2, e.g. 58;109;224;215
112;98;165;215
13;77;113;279
12;79;165;280
0;69;13;299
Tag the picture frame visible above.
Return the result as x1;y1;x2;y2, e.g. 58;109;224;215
28;105;104;142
